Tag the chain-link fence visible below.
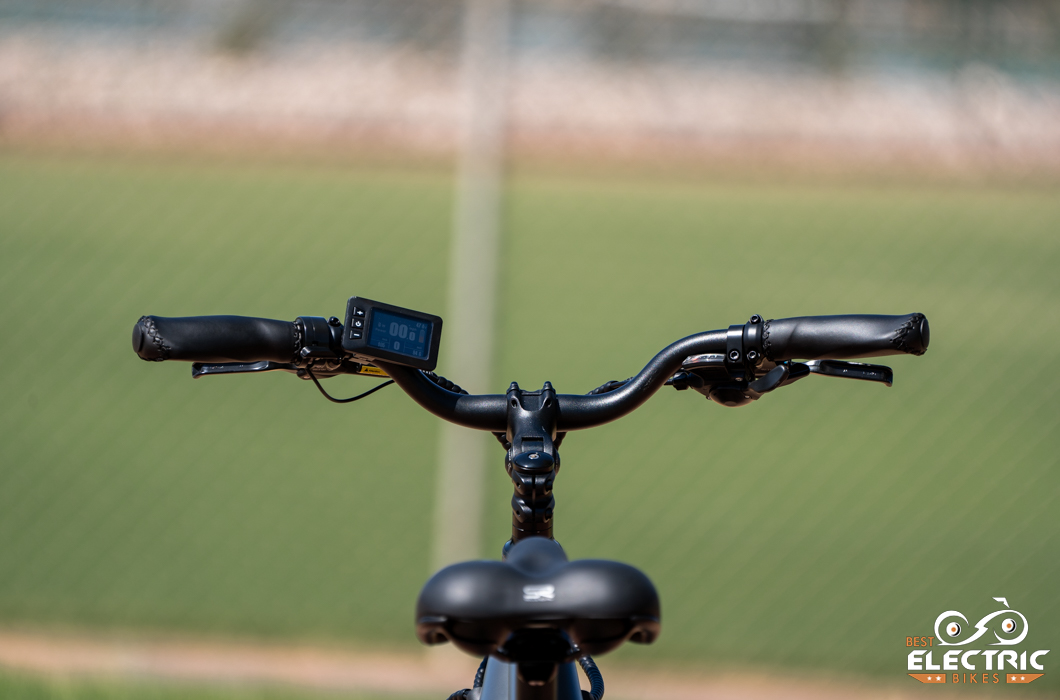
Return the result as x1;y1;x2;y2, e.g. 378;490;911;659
0;1;1058;698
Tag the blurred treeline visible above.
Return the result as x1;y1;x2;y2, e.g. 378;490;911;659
1;0;1058;78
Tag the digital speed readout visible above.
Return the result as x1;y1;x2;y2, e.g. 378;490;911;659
342;296;442;370
367;309;433;360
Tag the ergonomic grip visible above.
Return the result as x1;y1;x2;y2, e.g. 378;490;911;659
132;315;298;363
761;313;929;361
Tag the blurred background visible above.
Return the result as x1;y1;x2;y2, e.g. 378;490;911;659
0;0;1058;698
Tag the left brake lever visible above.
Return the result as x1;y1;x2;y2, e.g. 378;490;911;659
191;361;297;378
191;360;389;380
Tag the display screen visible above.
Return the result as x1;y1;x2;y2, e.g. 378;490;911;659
367;309;433;359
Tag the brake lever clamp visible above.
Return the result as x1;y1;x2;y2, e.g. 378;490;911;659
292;315;394;381
670;314;776;407
294;316;345;367
723;313;766;380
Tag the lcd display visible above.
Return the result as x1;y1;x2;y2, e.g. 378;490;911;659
367;309;433;360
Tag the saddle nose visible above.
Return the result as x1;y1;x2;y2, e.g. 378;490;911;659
505;536;569;575
415;537;660;662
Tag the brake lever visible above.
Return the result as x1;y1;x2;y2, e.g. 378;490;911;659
191;360;389;380
669;356;891;407
805;360;893;387
191;361;297;378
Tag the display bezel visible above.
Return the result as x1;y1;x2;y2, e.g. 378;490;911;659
341;296;443;371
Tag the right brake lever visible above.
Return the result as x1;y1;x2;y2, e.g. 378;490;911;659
805;360;893;387
668;356;891;408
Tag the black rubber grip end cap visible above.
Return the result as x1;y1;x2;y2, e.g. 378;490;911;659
898;313;930;355
132;316;163;361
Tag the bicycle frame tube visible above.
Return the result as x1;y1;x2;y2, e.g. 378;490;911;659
479;658;582;700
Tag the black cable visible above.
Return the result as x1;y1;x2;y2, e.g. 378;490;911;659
493;432;511;450
305;365;394;404
587;378;631;395
422;370;469;395
578;656;604;700
473;656;488;688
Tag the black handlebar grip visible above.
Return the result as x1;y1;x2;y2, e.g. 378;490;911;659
761;313;929;361
132;315;298;363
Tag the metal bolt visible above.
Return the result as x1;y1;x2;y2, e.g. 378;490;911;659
529;453;540;460
728;350;741;362
747;350;759;362
749;314;762;324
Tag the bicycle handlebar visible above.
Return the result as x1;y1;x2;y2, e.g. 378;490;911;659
375;329;729;431
132;312;928;431
133;315;299;363
762;313;928;361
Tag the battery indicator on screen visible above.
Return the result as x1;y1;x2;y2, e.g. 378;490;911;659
367;309;432;360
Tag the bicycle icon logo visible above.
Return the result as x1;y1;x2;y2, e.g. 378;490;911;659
934;597;1029;646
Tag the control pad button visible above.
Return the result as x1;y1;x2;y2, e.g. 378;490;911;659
350;330;362;339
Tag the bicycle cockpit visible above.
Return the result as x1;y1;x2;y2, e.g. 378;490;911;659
132;297;929;700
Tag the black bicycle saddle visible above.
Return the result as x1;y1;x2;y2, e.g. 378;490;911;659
415;537;660;662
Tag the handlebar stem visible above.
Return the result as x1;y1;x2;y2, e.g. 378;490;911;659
505;382;560;545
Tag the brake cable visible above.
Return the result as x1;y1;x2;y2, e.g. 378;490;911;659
304;365;395;404
304;365;476;405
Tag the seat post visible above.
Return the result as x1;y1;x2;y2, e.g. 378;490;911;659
503;382;561;546
515;662;558;700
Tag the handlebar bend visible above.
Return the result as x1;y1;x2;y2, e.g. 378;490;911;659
375;329;728;433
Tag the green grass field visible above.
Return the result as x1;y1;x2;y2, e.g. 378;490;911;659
0;669;428;700
0;153;1057;693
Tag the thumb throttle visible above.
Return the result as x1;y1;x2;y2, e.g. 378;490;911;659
747;364;789;396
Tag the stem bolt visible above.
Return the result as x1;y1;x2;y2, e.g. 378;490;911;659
749;314;762;324
728;349;741;362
